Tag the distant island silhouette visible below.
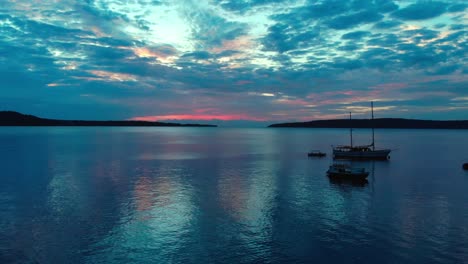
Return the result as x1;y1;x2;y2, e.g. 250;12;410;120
269;118;468;129
0;111;216;127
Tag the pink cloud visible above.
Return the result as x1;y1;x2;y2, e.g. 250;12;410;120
211;36;252;54
236;80;253;85
275;98;310;106
133;46;178;64
88;70;137;82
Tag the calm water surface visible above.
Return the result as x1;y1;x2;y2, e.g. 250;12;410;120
0;127;467;263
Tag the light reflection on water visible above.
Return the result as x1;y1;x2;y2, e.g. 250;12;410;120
86;166;197;263
0;127;467;263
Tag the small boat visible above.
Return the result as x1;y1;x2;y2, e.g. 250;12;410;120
463;163;468;170
333;102;391;160
326;163;369;179
308;150;326;157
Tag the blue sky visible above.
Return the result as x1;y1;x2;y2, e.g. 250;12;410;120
1;0;467;126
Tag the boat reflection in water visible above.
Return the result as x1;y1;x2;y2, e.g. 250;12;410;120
328;175;369;187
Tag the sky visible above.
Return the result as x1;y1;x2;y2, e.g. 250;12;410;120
0;0;467;126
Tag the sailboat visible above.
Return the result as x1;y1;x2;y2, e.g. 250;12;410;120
333;102;391;160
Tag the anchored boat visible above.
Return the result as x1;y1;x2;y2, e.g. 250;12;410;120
326;163;369;179
333;102;391;160
308;150;326;157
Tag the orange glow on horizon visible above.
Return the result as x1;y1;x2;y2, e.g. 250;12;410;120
130;114;269;122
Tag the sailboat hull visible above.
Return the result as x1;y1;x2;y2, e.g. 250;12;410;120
333;148;390;160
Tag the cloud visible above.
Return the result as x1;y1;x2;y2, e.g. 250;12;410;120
392;1;448;20
261;23;318;53
431;65;459;75
326;10;383;29
341;31;371;40
447;4;467;13
181;51;212;60
182;3;249;49
449;24;465;31
373;20;402;29
338;43;361;51
306;0;350;18
0;0;467;123
218;0;294;14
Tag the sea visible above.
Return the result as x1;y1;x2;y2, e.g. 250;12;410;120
0;127;467;264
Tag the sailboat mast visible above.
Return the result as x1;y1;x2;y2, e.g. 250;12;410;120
371;101;375;150
350;112;353;147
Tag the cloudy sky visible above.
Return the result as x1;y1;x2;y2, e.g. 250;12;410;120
1;0;467;126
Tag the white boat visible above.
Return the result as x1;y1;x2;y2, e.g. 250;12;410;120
333;102;391;160
326;164;369;179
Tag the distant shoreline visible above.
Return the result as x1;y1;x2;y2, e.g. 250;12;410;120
3;111;468;129
0;111;217;127
269;118;468;129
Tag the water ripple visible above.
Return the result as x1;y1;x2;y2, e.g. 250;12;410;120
1;128;468;263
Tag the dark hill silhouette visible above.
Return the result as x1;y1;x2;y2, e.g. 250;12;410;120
269;118;468;129
0;111;216;127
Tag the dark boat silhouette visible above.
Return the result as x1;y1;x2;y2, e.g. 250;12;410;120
307;150;326;157
333;102;391;160
326;163;369;179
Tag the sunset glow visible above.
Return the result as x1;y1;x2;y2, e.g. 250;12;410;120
0;0;466;125
131;114;269;122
